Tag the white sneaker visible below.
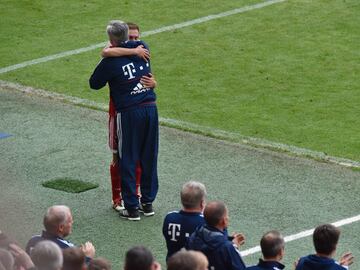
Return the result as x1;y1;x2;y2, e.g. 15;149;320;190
112;201;125;211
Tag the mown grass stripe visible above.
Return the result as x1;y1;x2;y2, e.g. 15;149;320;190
0;0;286;74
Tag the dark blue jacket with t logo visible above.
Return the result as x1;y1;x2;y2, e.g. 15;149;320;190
89;40;156;112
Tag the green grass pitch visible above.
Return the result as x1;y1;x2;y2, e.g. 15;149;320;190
0;0;359;161
0;0;360;269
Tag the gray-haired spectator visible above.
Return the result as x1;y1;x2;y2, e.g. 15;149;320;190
167;249;208;270
30;241;63;270
26;205;95;259
246;230;285;270
163;181;206;259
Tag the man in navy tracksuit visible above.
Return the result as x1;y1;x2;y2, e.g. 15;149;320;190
89;20;158;221
163;181;206;260
188;201;247;270
246;230;285;270
295;224;353;270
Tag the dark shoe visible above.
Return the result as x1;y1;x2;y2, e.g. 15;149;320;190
119;209;140;221
139;203;155;216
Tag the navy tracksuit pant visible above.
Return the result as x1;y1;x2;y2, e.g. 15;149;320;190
117;104;159;210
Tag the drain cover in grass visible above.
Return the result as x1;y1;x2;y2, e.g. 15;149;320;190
42;178;99;193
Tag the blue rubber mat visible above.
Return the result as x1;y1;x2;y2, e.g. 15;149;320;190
0;133;12;139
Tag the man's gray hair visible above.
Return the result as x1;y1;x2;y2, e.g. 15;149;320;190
30;241;63;270
181;181;206;209
43;205;70;233
106;20;128;45
260;230;285;259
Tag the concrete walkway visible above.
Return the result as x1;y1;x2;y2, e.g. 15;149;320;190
0;88;359;268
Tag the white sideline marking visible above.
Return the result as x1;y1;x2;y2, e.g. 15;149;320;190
0;0;286;74
241;214;360;257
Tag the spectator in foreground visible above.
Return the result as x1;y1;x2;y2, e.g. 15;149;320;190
124;246;161;270
163;181;206;259
88;257;111;270
0;243;35;270
0;249;14;270
26;205;95;259
295;224;353;270
30;240;63;270
247;230;285;270
62;247;86;270
187;201;247;270
167;249;208;270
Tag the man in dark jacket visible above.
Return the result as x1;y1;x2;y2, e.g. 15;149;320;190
247;230;285;270
295;224;353;270
25;205;95;260
90;20;159;221
187;201;246;270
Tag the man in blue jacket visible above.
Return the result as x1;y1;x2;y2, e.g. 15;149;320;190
89;20;159;221
247;230;285;270
25;205;95;260
187;201;247;270
163;181;206;260
295;224;353;270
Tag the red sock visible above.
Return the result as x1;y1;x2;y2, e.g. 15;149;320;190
110;163;121;203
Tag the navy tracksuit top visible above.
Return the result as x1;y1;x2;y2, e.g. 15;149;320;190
162;210;205;260
296;255;347;270
89;40;156;112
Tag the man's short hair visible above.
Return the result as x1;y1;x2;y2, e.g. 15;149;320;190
167;249;208;270
313;224;340;255
88;257;111;270
181;181;206;209
106;20;128;45
260;230;285;259
0;249;14;270
124;246;154;270
127;22;140;31
30;240;63;270
43;205;70;233
62;247;85;270
203;201;226;227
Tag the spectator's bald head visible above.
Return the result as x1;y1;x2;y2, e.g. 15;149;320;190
204;201;228;228
260;230;285;260
43;205;73;237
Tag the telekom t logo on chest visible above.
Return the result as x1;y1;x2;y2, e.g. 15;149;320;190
122;63;136;79
167;223;181;242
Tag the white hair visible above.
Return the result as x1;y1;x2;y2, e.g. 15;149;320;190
106;20;128;45
30;240;63;270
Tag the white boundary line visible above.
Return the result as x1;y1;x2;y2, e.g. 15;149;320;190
0;0;286;74
1;80;359;169
241;214;360;257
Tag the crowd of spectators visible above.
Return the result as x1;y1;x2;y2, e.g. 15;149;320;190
0;181;354;270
